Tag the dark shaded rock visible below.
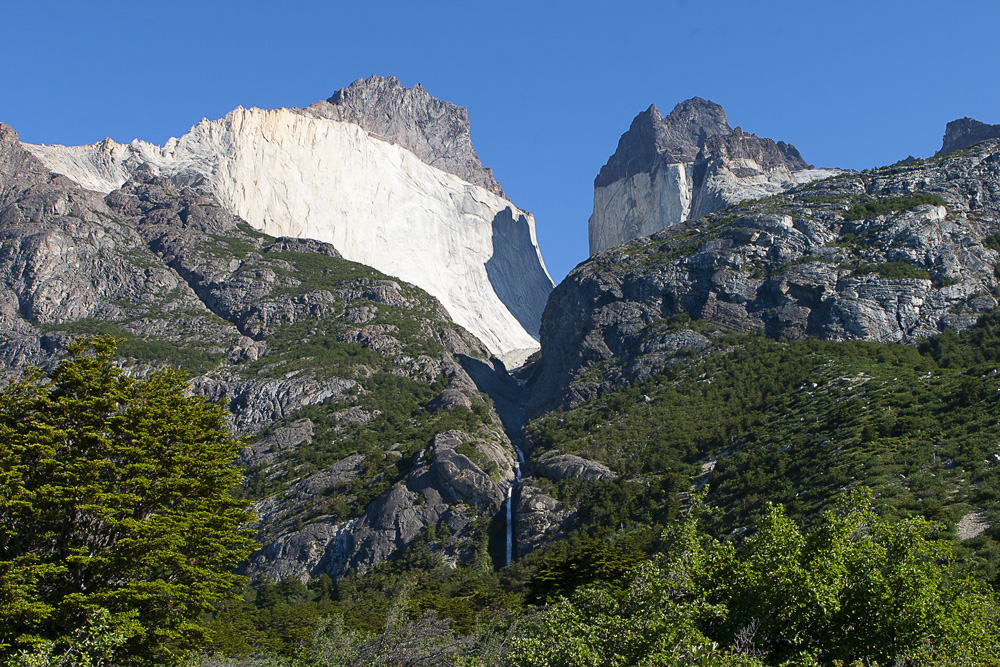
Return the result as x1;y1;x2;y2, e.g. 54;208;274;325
595;99;730;188
308;75;504;196
938;117;1000;156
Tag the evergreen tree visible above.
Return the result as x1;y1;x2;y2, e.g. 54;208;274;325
0;337;255;665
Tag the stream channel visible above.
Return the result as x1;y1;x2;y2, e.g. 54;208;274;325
457;354;530;568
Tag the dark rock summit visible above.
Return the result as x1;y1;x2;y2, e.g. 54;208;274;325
595;98;731;188
594;98;808;189
937;117;1000;156
589;98;822;255
308;75;504;196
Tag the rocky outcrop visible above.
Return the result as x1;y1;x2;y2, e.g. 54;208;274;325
309;75;504;196
535;139;1000;412
589;98;837;255
594;99;730;187
515;484;572;555
22;82;553;361
938;117;1000;156
534;451;617;482
247;428;515;580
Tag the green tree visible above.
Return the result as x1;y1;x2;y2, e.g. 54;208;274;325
0;337;255;665
508;491;1000;666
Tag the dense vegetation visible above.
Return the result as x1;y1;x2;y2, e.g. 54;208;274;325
525;309;1000;582
196;492;1000;666
179;306;1000;665
0;338;255;665
508;491;1000;666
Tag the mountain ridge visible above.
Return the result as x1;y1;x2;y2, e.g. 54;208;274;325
589;97;834;255
20;82;553;362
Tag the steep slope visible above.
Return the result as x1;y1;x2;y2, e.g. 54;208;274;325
22;77;553;363
537;138;1000;412
0;122;523;581
589;98;837;255
516;135;1000;575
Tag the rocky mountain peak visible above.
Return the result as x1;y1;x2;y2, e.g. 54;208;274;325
696;128;810;177
308;75;504;196
589;98;829;255
595;97;730;188
937;117;1000;156
0;123;51;201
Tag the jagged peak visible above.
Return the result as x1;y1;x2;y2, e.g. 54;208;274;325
639;103;662;120
595;97;814;188
595;97;731;187
937;116;1000;156
308;75;502;196
666;96;728;129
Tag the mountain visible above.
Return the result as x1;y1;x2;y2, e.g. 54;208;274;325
0;115;530;583
937;116;1000;156
537;138;1000;412
22;76;553;364
589;98;839;255
4;81;1000;660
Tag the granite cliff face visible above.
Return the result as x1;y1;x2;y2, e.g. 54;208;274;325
589;98;837;255
0;122;522;580
535;139;1000;412
23;77;553;363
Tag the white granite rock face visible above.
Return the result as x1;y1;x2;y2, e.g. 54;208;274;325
589;163;692;256
26;108;554;361
589;162;840;255
587;98;842;256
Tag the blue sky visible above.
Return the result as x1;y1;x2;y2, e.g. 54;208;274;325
2;0;998;282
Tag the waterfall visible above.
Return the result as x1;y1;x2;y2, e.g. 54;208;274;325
505;442;525;567
505;485;513;566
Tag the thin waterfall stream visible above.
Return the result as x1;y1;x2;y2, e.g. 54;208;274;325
456;354;530;570
505;442;524;567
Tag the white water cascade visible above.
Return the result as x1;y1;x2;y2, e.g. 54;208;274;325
505;443;525;567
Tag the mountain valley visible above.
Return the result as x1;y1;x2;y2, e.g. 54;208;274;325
2;77;1000;664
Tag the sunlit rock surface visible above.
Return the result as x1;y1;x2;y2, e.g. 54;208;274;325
24;79;553;362
589;98;839;255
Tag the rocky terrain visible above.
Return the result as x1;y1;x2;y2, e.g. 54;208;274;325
22;76;553;363
589;98;838;255
536;137;1000;413
4;75;1000;590
0;121;523;581
938;117;1000;156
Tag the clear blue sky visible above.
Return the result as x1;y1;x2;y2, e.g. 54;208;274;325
3;0;998;282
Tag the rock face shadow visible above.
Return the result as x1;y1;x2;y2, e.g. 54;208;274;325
484;207;553;340
455;353;526;437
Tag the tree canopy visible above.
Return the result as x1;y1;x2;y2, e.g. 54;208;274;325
508;490;1000;666
0;337;255;665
